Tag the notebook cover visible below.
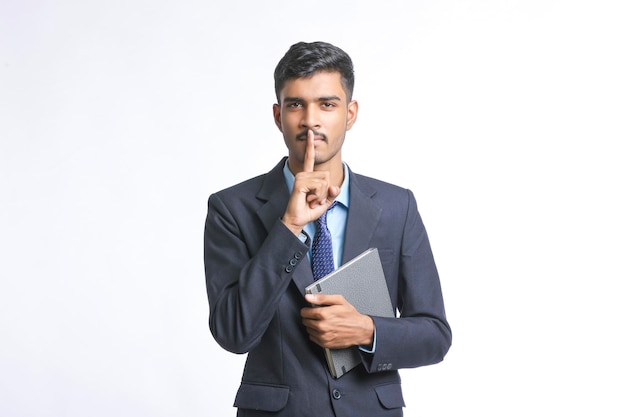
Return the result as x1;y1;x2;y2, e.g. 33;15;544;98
305;248;395;378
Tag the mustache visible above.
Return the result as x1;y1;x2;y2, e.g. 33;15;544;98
296;130;327;141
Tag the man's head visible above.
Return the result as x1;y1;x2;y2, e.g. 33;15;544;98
273;41;359;175
274;41;355;103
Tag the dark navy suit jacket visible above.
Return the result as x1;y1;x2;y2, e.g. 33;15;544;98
204;158;452;417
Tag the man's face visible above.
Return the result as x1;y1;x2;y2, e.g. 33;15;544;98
273;71;358;172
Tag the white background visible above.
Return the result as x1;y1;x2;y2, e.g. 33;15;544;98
1;1;625;416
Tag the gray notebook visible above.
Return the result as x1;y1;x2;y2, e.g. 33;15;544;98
305;248;395;378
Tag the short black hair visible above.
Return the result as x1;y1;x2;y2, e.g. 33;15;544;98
274;41;355;102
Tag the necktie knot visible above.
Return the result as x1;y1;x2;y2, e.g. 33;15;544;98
311;201;338;280
316;201;337;228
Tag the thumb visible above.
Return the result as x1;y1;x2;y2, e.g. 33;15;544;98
328;185;341;200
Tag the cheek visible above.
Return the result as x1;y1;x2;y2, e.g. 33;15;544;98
325;114;348;135
325;109;347;124
280;115;300;132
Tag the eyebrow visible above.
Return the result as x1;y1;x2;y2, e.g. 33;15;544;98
282;95;342;103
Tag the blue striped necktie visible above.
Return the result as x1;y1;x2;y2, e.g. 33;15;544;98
311;201;338;280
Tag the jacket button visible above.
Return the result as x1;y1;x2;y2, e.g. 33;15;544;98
289;258;298;266
294;251;303;259
285;265;294;273
332;389;341;400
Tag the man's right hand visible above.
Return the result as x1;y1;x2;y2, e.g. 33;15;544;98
281;129;340;236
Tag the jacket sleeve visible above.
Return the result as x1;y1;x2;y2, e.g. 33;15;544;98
204;193;308;354
362;189;452;372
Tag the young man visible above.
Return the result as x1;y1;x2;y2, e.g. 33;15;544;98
204;41;451;417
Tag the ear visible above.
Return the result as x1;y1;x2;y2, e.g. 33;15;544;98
272;103;283;132
346;100;359;131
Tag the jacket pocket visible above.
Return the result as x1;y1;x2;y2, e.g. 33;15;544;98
234;382;290;412
374;383;405;409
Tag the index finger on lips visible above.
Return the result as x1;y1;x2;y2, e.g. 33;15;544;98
303;129;315;173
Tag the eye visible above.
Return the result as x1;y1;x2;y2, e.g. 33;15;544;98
287;101;303;108
321;102;336;108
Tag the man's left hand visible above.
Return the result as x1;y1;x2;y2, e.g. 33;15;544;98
301;294;374;349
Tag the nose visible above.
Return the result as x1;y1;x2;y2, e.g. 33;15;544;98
300;106;321;130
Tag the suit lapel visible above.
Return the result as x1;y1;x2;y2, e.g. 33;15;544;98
256;158;290;233
342;170;382;264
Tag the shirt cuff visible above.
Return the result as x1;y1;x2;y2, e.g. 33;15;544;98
358;327;377;354
298;231;311;247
